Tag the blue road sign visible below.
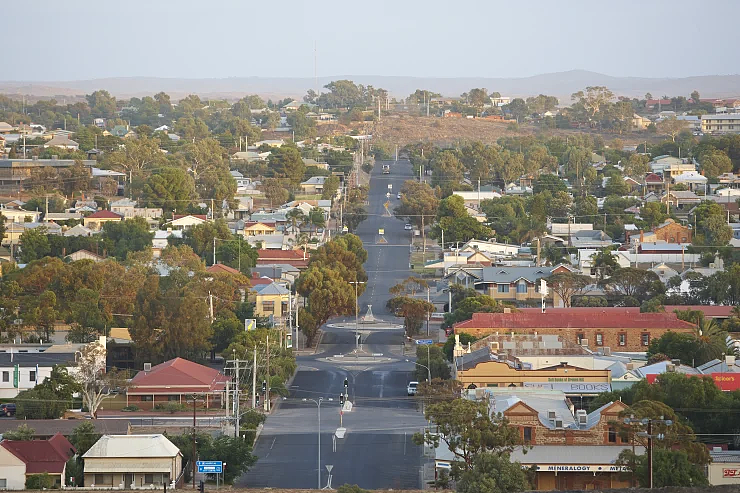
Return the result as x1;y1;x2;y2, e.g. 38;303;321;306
416;339;434;345
197;461;223;473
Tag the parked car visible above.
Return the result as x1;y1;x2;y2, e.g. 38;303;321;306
407;381;419;396
397;193;401;199
0;403;16;416
404;223;413;230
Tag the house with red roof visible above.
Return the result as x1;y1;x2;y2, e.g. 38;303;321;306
643;173;665;194
83;210;123;231
256;248;310;269
206;263;242;276
126;358;230;410
453;307;696;352
0;433;75;489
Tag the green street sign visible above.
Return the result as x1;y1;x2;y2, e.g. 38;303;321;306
13;365;19;388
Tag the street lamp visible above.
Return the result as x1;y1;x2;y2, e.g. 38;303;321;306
405;359;431;383
303;397;332;489
623;416;672;488
348;281;366;352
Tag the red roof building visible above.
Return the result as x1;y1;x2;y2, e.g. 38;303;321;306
249;271;274;287
85;210;123;219
206;263;242;276
0;433;75;488
256;249;310;269
454;308;696;352
126;358;230;409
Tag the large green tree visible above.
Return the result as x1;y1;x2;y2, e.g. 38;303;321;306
100;217;154;260
432;195;494;245
141;166;197;213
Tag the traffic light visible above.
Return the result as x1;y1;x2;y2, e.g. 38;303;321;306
339;394;345;406
344;378;349;388
261;380;267;395
255;395;260;406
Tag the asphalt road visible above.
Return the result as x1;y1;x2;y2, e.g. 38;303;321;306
238;160;430;489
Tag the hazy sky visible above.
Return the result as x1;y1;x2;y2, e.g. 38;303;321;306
5;0;739;80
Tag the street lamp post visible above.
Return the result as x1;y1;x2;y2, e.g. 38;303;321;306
406;359;431;383
623;416;673;488
303;397;329;489
348;281;366;352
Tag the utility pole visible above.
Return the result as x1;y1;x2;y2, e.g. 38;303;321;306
252;348;257;408
234;359;240;438
212;237;216;266
192;394;197;490
265;334;270;412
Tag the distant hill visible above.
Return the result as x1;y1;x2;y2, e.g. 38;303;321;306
1;70;739;102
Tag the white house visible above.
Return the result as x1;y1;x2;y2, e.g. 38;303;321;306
165;215;207;230
152;229;183;257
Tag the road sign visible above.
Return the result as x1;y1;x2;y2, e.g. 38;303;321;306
416;339;434;345
197;461;223;473
387;184;392;190
378;228;384;235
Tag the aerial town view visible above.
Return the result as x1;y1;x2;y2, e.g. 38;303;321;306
1;1;740;492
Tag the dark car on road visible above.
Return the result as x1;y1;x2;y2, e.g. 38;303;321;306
0;403;16;416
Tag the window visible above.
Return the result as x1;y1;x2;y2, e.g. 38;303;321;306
141;395;153;402
0;479;7;489
144;473;168;485
2;372;8;383
168;395;179;402
516;281;527;294
486;383;499;388
262;301;275;313
595;333;603;346
576;333;585;344
642;333;650;346
497;284;510;293
29;371;36;382
608;427;617;443
523;427;533;443
94;474;113;486
618;334;626;346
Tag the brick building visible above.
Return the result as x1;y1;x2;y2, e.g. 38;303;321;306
453;308;696;352
652;218;692;244
126;358;230;410
435;388;640;490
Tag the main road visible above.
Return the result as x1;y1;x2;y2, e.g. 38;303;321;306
238;160;431;489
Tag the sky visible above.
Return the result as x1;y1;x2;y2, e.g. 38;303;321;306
4;0;740;81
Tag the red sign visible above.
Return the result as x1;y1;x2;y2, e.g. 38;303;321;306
644;373;740;391
723;468;740;478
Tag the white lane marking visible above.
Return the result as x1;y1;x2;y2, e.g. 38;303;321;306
270;437;276;450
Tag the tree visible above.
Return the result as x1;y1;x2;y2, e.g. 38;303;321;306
100;216;155;260
656;117;687;142
394;181;439;248
183;219;233;263
457;452;530;493
431;151;465;194
412;398;521;473
106;135;167;179
3;424;35;440
69;421;101;457
296;267;356;343
647;331;702;366
269;145;306;187
624;153;650;178
67;288;110;342
640;202;668;229
604;174;629;197
443;332;478;361
432;195;494;245
0;214;5;244
321;174;340;200
74;341;126;418
591;249;619;282
387;296;434;336
262;177;290;207
571;86;614;118
141;166;196;213
700;150;733;180
15;365;80;419
19;226;51;262
414;344;451;381
86;90;117;118
467;88;489;116
532;174;567;194
505;98;528;123
604;267;664;305
546;272;592;307
617;448;707;488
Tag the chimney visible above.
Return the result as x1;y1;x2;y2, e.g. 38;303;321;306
252;272;260;279
726;355;736;367
640;230;644;243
